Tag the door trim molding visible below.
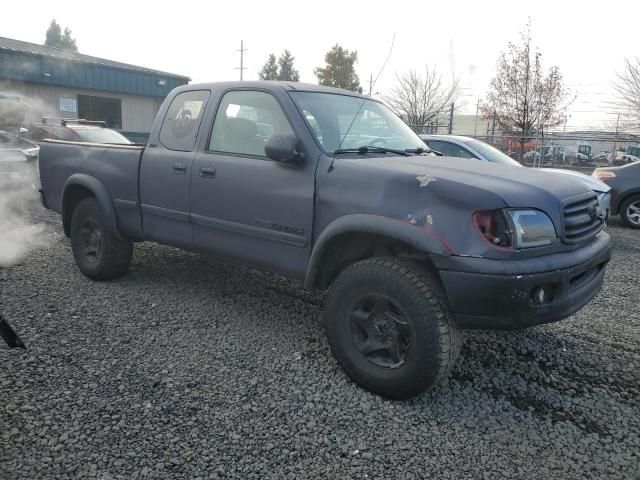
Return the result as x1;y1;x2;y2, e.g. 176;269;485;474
141;204;189;222
191;214;307;247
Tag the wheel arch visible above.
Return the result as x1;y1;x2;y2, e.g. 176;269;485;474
614;189;640;215
62;174;121;239
305;214;453;290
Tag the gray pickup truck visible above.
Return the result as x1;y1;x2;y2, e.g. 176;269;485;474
39;82;611;399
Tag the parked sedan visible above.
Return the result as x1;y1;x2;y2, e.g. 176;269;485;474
420;135;611;219
593;161;640;228
27;119;132;145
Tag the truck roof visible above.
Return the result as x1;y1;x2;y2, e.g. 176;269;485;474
175;81;366;97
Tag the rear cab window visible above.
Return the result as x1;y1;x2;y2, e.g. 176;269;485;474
159;90;211;151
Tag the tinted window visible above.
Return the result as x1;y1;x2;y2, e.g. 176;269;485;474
160;90;210;151
462;139;521;166
209;91;293;157
427;140;475;158
291;92;425;153
72;128;131;144
53;127;78;141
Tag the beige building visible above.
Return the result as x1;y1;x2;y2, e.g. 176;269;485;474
0;36;189;142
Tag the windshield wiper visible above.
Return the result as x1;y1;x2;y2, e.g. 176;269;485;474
405;146;443;156
333;145;409;157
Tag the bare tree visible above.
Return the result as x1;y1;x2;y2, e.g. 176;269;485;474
385;66;458;133
480;22;571;159
613;58;640;130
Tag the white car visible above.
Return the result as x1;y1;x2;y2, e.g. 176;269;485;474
420;135;611;219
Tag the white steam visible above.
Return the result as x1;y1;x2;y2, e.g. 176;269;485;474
1;87;55;266
0;177;49;267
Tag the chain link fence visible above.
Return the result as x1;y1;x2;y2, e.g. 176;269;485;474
407;116;640;173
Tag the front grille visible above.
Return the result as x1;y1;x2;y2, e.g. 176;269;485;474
562;193;603;244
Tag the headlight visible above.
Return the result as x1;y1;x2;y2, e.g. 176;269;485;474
505;209;557;248
22;147;39;158
474;209;557;249
473;210;512;248
592;169;615;181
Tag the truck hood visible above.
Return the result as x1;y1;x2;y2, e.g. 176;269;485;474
320;155;599;259
343;155;592;206
540;168;610;193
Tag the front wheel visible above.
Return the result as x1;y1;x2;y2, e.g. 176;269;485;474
70;198;133;280
620;194;640;229
323;257;462;399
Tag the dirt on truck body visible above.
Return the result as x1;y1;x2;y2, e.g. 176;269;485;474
38;81;611;399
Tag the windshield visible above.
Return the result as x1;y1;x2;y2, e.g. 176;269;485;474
463;138;522;166
73;127;131;144
290;92;425;154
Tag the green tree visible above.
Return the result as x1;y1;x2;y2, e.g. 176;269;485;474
44;19;78;52
44;19;62;47
259;53;279;80
314;44;360;91
276;50;300;82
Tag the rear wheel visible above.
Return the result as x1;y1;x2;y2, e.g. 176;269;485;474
323;257;462;399
620;194;640;229
70;198;133;279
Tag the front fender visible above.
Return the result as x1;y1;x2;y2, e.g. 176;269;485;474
612;187;640;214
62;173;121;239
305;214;453;289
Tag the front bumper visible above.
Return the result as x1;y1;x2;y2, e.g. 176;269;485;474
434;232;611;330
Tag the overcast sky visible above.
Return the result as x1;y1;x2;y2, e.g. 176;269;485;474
1;0;638;130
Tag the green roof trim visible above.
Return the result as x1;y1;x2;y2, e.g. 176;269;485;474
0;36;190;97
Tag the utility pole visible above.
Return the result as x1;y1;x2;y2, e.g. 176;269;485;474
612;112;621;165
473;99;480;137
368;73;373;96
235;40;247;80
491;110;496;146
448;103;454;134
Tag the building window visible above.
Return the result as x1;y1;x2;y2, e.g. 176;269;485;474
77;95;122;129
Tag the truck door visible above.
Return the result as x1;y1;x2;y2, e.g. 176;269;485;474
139;90;210;248
190;89;315;279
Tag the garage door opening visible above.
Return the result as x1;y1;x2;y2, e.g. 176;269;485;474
77;95;122;129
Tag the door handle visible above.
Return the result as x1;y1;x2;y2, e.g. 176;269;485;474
173;162;187;174
199;166;216;178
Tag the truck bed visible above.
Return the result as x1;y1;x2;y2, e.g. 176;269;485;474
39;139;145;238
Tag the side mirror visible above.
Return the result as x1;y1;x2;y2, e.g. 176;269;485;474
265;133;304;163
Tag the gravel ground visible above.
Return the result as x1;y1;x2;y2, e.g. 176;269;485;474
1;205;639;480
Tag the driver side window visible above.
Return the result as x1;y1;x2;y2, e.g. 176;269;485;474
208;90;294;157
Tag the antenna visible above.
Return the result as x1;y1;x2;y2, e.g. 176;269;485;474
234;40;247;80
370;33;396;95
328;33;396;172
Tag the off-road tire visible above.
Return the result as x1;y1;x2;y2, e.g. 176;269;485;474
323;257;462;399
70;198;133;280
